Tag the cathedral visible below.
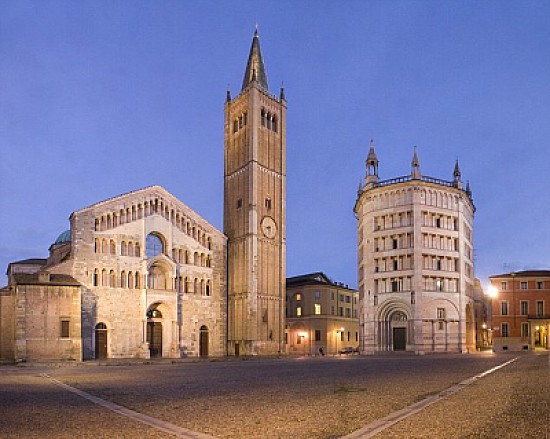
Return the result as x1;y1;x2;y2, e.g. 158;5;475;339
0;30;286;362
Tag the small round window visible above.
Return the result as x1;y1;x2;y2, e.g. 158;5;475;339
146;233;164;258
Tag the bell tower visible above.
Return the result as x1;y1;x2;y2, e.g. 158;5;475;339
224;30;286;355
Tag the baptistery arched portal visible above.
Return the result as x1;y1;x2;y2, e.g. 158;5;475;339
377;301;411;351
199;325;209;357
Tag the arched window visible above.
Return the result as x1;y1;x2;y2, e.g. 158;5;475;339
94;238;99;253
101;269;107;286
110;240;116;255
95;218;100;231
120;209;125;225
135;272;140;289
206;256;212;268
93;269;99;287
128;272;134;289
134;243;140;257
101;239;107;253
106;215;112;229
194;252;199;266
207;237;212;250
146;233;164;258
148;265;166;290
109;270;115;287
120;271;127;288
121;241;127;256
185;251;190;264
206;280;211;296
193;278;198;294
272;116;278;132
184;277;189;293
127;242;133;257
200;279;205;296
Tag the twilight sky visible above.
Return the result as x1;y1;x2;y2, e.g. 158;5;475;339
1;1;549;289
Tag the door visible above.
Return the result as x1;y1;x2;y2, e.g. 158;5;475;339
200;325;209;357
393;327;406;351
95;325;107;359
147;322;163;358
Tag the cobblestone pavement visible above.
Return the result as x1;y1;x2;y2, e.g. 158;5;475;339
1;352;548;438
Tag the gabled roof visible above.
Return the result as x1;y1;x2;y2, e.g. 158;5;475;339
286;272;355;291
11;273;80;287
490;270;550;279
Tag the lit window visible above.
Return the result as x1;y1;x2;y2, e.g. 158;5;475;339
295;293;301;301
314;304;321;315
296;306;302;316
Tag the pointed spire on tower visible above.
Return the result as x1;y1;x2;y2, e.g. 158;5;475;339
365;139;379;188
226;86;231;103
280;82;285;101
453;159;462;188
242;28;269;92
466;180;472;197
411;146;421;179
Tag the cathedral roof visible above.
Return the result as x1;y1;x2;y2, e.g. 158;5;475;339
242;29;269;92
54;230;71;245
287;272;355;291
11;272;80;287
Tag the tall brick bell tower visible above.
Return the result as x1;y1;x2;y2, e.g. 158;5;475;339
224;30;286;355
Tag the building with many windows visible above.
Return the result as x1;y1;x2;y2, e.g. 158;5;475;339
286;273;359;355
489;270;550;351
354;141;477;353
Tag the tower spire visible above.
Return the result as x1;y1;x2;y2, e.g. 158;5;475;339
365;139;379;188
453;159;462;188
411;146;421;179
242;28;269;92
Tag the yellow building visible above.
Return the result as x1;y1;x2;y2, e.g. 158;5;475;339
286;273;359;355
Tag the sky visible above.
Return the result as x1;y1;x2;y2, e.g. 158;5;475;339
1;1;549;289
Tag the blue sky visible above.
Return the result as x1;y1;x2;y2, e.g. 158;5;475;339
1;1;549;288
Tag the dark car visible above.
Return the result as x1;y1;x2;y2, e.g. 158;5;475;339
339;346;355;355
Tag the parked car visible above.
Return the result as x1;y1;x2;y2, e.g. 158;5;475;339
339;346;355;355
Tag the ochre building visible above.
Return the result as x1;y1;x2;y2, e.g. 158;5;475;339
286;273;359;355
354;141;477;353
489;270;550;352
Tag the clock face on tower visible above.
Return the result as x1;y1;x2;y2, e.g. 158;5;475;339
260;216;277;239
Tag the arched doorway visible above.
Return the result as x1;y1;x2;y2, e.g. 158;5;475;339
95;323;108;359
390;311;408;351
199;325;209;357
146;308;163;358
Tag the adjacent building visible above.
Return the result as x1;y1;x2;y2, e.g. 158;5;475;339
286;273;358;355
354;141;477;353
489;270;550;351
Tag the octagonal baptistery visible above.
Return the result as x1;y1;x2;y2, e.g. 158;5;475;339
354;142;476;354
52;186;227;360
